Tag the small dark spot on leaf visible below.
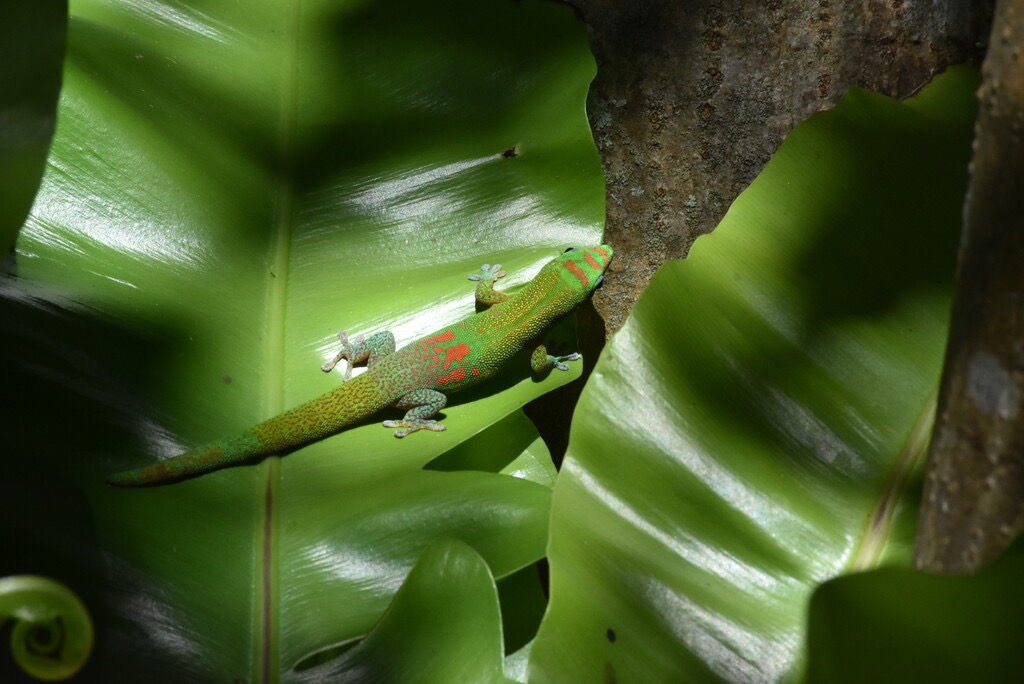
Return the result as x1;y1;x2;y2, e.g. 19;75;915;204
501;146;518;159
606;627;617;642
223;375;233;385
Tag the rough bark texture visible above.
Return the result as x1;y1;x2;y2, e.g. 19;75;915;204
916;0;1024;574
579;0;993;332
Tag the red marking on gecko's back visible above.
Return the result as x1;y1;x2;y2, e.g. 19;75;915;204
564;261;588;287
594;247;609;259
585;252;601;270
426;330;456;344
443;342;471;368
439;367;468;385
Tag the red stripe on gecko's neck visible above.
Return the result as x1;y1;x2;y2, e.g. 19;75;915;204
584;252;601;270
564;261;588;287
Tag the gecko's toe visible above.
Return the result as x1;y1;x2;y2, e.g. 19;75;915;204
552;352;581;371
383;419;446;438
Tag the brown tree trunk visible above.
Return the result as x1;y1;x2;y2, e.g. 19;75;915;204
916;0;1024;574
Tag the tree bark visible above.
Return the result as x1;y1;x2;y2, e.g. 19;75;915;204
916;0;1024;574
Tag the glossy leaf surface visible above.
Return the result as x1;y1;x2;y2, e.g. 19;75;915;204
294;538;513;684
5;0;602;680
531;67;979;683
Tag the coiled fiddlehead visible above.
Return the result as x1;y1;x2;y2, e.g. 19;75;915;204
0;576;93;681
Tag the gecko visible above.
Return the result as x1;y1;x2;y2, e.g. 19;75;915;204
106;245;613;486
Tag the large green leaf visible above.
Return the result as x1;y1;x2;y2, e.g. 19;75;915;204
294;538;514;684
530;67;979;683
4;0;602;680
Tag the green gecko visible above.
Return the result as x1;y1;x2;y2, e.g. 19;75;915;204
107;245;613;486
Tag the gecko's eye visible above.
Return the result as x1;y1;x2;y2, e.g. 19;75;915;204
595;274;605;288
563;247;580;253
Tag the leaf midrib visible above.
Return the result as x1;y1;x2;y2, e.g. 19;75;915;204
258;0;305;681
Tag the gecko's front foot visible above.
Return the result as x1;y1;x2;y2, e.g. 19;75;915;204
469;263;509;307
468;263;506;283
550;352;581;371
383;419;447;438
530;345;582;373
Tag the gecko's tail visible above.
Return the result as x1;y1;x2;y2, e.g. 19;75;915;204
107;372;393;487
106;431;267;487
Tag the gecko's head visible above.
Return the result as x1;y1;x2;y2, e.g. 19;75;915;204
546;244;613;301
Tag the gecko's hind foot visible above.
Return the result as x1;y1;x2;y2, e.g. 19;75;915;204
321;331;371;378
383;419;447;438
